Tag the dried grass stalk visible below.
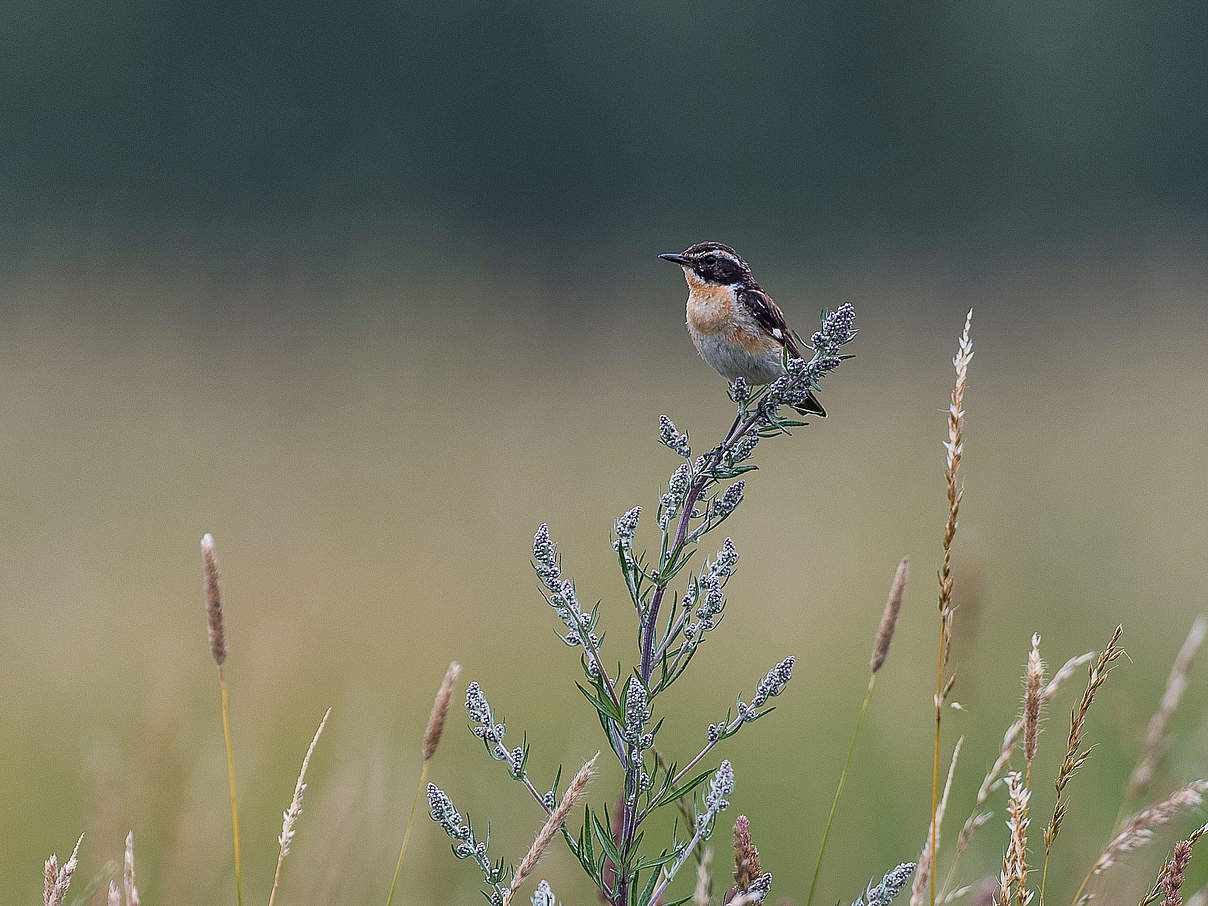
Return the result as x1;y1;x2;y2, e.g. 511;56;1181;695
387;661;465;906
1161;839;1193;905
1139;822;1207;906
871;557;909;673
424;661;462;762
202;532;243;906
107;881;121;906
1024;634;1044;771
911;737;963;906
927;309;973;906
1127;615;1207;804
994;772;1030;906
938;650;1093;903
201;533;227;666
269;707;332;906
1088;781;1208;877
43;833;83;906
505;753;598;904
124;830;140;906
1043;626;1124;850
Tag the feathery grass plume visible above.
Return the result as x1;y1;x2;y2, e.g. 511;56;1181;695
911;737;963;906
994;771;1030;906
202;532;227;665
505;754;597;905
1126;616;1208;805
1038;626;1123;902
872;557;910;673
1023;634;1044;775
107;881;120;906
44;855;57;905
694;847;713;906
928;309;973;906
939;650;1095;902
387;661;462;906
808;557;910;906
854;862;918;906
269;707;331;906
123;831;140;906
1077;780;1208;895
424;660;461;761
43;833;83;906
201;533;243;906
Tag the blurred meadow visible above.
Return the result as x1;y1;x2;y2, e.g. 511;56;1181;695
4;1;1208;903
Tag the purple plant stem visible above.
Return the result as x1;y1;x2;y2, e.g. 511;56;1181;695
614;407;761;905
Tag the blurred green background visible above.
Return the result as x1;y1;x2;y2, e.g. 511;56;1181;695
3;1;1208;903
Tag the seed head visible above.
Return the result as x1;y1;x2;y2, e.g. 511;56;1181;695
201;533;227;666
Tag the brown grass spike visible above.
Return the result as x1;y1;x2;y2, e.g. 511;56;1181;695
505;753;598;904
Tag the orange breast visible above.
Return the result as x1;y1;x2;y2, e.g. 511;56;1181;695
685;284;736;334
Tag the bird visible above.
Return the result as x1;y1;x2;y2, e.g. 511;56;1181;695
659;242;826;416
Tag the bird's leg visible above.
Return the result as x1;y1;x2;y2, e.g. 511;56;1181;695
704;410;745;464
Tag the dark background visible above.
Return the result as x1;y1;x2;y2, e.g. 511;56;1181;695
3;2;1208;903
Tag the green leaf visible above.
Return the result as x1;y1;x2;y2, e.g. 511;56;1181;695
655;768;712;810
576;682;622;724
591;809;624;869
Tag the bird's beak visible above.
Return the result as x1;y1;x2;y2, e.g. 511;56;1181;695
658;253;690;266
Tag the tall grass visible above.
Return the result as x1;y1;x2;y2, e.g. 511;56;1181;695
23;309;1208;905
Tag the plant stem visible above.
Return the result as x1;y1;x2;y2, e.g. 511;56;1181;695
647;822;708;906
806;673;876;906
386;761;428;906
616;408;759;906
930;619;943;906
218;667;243;906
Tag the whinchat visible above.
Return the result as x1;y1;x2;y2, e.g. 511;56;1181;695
659;242;826;416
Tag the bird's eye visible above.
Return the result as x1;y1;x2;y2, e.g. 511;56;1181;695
702;255;717;265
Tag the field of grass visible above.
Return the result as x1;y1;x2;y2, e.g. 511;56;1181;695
4;253;1208;903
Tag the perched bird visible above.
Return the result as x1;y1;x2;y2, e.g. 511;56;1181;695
659;242;826;416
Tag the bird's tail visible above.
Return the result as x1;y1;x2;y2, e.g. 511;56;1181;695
792;389;827;417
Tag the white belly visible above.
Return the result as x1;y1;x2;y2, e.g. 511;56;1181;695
688;325;785;384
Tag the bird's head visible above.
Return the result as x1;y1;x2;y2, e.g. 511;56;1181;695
659;242;754;289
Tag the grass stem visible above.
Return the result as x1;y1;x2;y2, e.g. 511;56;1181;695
219;667;243;906
806;673;876;906
386;762;428;906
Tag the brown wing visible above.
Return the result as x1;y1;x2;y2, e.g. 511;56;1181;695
737;288;826;416
737;288;803;357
